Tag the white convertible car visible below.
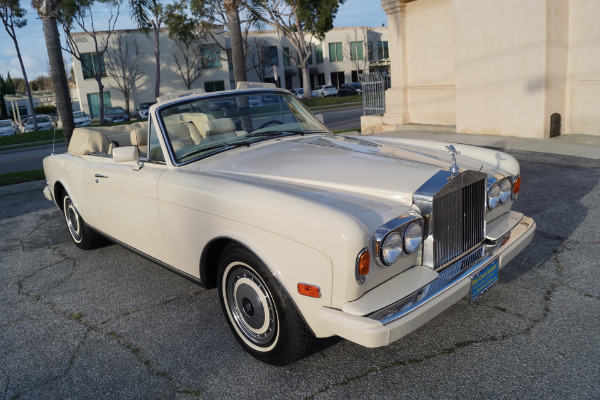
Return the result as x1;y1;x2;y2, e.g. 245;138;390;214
43;85;536;365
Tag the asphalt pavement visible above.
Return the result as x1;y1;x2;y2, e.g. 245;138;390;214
1;131;599;399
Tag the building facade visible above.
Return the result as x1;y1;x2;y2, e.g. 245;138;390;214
363;0;600;138
71;26;389;118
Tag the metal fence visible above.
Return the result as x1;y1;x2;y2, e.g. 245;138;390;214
361;72;387;115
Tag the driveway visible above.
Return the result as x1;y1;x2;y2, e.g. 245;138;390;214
1;150;598;399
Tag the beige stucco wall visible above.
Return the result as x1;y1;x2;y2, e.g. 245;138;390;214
567;0;600;135
365;0;600;138
406;0;455;126
454;0;548;138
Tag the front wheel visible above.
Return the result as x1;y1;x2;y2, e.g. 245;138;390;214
63;193;101;250
217;244;313;365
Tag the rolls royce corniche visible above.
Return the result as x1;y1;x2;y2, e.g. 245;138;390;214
42;84;536;365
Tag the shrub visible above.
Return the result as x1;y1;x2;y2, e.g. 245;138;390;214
34;105;57;114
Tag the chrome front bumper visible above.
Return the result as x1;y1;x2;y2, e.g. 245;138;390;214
318;213;536;348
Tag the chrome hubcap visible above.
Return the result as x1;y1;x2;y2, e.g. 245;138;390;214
226;265;277;346
65;198;82;242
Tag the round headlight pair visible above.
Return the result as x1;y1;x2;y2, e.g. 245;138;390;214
381;222;423;265
488;178;512;210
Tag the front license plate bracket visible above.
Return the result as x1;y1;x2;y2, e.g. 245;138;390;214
470;258;499;303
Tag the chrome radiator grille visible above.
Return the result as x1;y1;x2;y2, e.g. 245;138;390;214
431;174;486;269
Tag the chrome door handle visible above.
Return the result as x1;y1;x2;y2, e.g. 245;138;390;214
95;174;108;183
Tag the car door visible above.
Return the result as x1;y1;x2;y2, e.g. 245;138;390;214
90;159;170;264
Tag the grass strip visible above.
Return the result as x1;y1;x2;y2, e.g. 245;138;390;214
0;169;45;187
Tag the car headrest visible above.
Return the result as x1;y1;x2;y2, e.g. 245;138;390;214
130;126;147;146
204;118;236;136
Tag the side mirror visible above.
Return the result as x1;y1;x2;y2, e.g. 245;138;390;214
112;146;141;170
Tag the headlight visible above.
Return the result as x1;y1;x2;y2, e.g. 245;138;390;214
499;178;512;204
403;222;423;254
488;184;500;210
381;232;403;265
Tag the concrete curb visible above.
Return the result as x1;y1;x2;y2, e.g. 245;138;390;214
0;180;46;196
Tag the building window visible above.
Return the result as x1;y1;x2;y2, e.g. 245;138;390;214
262;46;279;66
204;80;225;93
315;44;324;64
81;53;106;80
331;71;345;88
283;47;291;67
328;42;343;62
377;41;389;60
350;42;364;61
368;42;374;62
86;92;111;119
351;70;364;82
201;45;222;68
306;46;313;65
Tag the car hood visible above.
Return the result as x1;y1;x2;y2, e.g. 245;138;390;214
187;134;515;213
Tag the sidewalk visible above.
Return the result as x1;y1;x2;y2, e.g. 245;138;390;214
353;125;600;160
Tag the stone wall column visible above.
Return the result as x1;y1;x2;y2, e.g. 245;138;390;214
382;0;408;124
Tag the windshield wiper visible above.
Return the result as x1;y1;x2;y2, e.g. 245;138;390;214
178;141;250;161
246;129;328;138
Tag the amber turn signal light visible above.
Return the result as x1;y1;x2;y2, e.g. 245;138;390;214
298;283;321;298
357;250;370;276
512;177;522;200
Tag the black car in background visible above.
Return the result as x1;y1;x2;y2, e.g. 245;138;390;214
337;83;363;96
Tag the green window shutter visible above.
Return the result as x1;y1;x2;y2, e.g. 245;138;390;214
336;43;343;61
329;43;335;61
357;42;364;60
316;45;323;63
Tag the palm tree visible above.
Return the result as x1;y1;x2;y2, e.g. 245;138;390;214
225;0;247;85
33;0;75;146
0;0;37;130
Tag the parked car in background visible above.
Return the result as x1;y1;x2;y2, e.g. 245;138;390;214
21;115;54;132
73;111;92;127
104;107;130;123
136;102;155;119
0;119;17;136
43;85;535;366
314;85;338;97
337;83;363;96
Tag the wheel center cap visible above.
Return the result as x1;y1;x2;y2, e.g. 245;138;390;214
242;297;254;316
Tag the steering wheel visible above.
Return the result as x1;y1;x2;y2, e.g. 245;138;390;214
257;120;283;130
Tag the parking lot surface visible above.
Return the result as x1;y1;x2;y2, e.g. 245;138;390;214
1;149;599;399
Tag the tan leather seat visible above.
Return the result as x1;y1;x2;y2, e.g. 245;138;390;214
203;118;237;142
130;126;148;157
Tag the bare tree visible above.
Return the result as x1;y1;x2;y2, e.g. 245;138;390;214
247;0;345;99
33;0;75;145
0;0;37;130
61;0;120;124
245;37;273;82
344;27;370;80
104;33;144;115
129;0;184;99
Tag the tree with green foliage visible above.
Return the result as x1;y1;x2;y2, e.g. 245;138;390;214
129;0;184;99
0;74;7;119
60;0;120;124
104;32;144;114
33;0;75;147
0;0;37;129
247;0;346;98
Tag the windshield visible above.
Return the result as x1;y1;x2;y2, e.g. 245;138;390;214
157;90;329;164
106;108;124;115
73;112;87;118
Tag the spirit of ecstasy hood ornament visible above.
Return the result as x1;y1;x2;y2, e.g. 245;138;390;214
446;145;461;175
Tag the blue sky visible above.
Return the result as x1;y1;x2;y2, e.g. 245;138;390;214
0;0;388;81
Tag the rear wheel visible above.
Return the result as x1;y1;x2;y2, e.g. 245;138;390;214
217;244;313;366
63;193;100;250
